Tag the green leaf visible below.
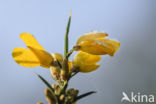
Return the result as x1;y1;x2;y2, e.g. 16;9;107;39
64;12;72;59
35;73;58;103
35;73;54;92
74;91;96;102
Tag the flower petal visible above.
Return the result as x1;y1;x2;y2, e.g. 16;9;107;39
68;60;72;71
78;38;120;56
80;64;100;73
12;47;40;67
73;51;101;73
76;32;108;45
28;46;53;68
20;33;45;51
73;51;101;65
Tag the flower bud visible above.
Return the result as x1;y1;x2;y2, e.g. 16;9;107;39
74;90;79;97
51;84;61;95
66;88;79;101
59;94;65;101
54;85;61;95
50;66;60;80
44;88;57;104
61;59;69;81
66;88;74;95
52;84;56;89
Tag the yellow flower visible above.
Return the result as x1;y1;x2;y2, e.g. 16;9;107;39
75;32;120;56
73;51;101;73
12;33;58;68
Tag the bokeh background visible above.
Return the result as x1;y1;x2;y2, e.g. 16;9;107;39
0;0;156;104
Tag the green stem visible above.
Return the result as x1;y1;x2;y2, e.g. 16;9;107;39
67;49;75;58
59;71;78;96
64;12;72;59
61;12;72;96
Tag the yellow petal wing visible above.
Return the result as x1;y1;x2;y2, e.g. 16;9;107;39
28;46;53;68
12;47;40;67
76;32;108;45
78;38;120;56
20;33;45;50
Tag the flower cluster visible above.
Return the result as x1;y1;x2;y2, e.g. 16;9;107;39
12;13;120;104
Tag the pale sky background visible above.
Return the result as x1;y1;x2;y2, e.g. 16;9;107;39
0;0;156;104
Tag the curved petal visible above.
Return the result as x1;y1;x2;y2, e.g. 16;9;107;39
80;64;100;73
73;51;101;65
73;51;101;73
20;33;45;50
28;46;53;68
78;38;120;56
12;47;40;67
76;32;108;45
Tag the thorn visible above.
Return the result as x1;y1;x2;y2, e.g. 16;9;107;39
70;10;72;17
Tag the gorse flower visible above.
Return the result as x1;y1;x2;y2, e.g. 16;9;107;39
12;33;54;68
72;31;120;73
12;13;120;104
75;31;120;56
